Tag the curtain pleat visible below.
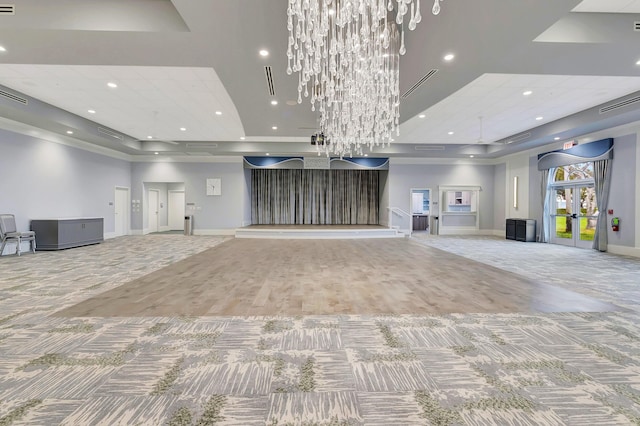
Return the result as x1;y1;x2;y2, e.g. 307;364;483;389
539;168;554;243
251;169;379;225
592;159;612;252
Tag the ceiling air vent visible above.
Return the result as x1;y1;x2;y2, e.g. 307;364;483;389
186;143;218;148
414;145;445;151
97;127;124;141
495;132;531;145
600;95;640;114
0;89;27;105
401;69;438;99
265;66;276;96
0;4;15;15
634;21;640;31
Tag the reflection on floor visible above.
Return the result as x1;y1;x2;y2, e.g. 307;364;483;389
0;235;639;425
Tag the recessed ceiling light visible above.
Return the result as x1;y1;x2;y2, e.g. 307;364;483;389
154;152;159;155
272;126;278;130
215;111;222;115
180;127;186;131
418;114;426;118
0;46;6;52
636;59;640;66
107;82;117;88
88;109;96;114
535;116;543;121
448;131;454;135
443;53;455;61
240;136;246;140
147;135;153;139
66;130;73;135
364;154;369;157
271;100;278;105
266;153;270;156
469;155;474;158
523;90;533;96
554;137;560;140
390;138;395;142
259;49;269;57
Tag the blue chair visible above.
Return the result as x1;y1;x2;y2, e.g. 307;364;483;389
0;214;36;255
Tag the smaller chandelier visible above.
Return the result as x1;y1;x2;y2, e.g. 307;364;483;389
287;0;444;157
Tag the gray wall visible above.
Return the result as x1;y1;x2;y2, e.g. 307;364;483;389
607;134;637;248
131;160;247;232
493;162;506;231
388;162;497;232
0;129;131;251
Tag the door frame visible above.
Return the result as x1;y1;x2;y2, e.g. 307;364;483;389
410;187;431;233
114;186;130;237
147;189;160;234
549;181;597;249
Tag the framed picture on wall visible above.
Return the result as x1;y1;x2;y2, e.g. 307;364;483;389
206;178;221;196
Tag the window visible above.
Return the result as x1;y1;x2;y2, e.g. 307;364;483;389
553;162;593;183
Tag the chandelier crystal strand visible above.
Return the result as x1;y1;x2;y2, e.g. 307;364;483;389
287;0;441;157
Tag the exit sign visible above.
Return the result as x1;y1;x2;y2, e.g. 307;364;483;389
563;141;577;150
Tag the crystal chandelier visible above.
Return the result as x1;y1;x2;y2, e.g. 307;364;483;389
287;0;443;157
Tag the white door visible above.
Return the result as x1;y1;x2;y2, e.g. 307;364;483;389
114;187;129;236
148;189;159;233
168;191;185;231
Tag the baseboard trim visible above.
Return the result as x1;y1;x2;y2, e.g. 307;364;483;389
607;244;640;258
131;229;144;236
104;232;117;240
193;229;236;236
438;227;497;236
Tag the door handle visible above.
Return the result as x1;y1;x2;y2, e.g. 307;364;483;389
571;213;577;219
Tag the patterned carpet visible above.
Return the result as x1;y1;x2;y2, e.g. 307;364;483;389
1;235;640;425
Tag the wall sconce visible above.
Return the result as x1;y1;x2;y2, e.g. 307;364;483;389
513;176;519;209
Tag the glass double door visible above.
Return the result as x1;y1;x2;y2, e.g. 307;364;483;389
550;184;598;248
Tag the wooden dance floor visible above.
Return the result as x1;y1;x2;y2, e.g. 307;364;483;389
57;238;617;317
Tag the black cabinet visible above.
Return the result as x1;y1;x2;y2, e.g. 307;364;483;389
31;218;104;250
412;215;429;231
506;218;536;242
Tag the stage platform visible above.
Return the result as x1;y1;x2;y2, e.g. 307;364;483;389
235;224;405;239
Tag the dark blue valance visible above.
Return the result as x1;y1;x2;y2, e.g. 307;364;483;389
244;156;389;170
537;138;614;171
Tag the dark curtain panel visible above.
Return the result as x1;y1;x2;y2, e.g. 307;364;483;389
251;169;379;225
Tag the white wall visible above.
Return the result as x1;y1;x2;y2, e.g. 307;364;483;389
0;129;131;254
388;160;497;234
131;159;247;234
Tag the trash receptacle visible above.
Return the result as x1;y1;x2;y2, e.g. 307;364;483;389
184;215;193;236
431;216;439;235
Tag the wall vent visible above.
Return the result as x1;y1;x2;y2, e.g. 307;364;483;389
265;66;276;96
600;95;640;114
414;145;445;151
186;143;218;148
634;21;640;31
186;152;214;156
0;4;15;15
97;127;124;141
0;89;27;105
401;69;438;99
495;132;531;145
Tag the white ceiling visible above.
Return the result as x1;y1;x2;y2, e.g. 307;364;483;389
573;0;640;13
399;74;640;145
0;0;639;159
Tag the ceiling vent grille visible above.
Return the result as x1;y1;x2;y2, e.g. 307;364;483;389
0;89;27;105
634;21;640;31
264;66;276;96
97;127;124;141
414;145;445;151
402;69;438;98
0;4;15;15
495;132;531;145
186;143;218;148
600;95;640;114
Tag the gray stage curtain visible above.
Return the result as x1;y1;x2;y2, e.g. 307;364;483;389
539;168;555;243
251;169;379;225
592;159;612;252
